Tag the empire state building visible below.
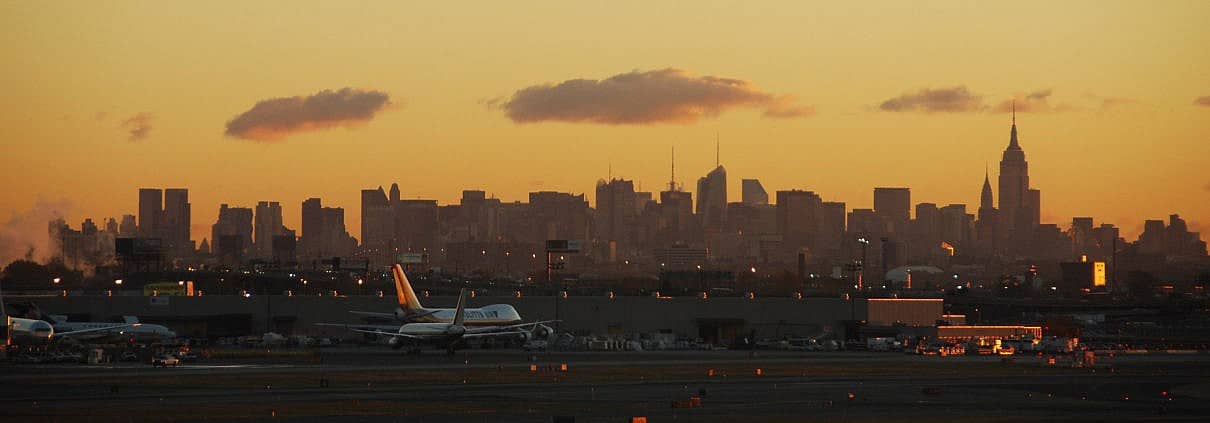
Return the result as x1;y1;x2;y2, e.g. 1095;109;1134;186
998;109;1040;235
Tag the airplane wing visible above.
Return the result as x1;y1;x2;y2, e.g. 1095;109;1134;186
316;323;401;332
349;311;396;320
56;323;140;337
346;328;425;339
349;309;439;322
462;331;528;339
470;320;560;332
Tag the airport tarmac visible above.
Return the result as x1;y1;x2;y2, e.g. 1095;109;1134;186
4;349;1210;422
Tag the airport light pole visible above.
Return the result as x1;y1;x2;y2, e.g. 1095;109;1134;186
856;237;870;291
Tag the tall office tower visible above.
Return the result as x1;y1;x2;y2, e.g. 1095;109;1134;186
211;204;253;264
1026;188;1041;228
361;187;392;263
696;166;727;230
1138;220;1167;255
1093;224;1121;254
528;191;590;241
816;201;847;261
457;190;500;242
975;171;999;253
254;201;284;259
163;188;191;256
137;188;162;239
939;204;971;245
104;218;119;234
119;215;137;237
914;203;941;242
1165;214;1208;257
776;190;821;260
998;109;1033;234
395;199;438;253
873;187;911;234
301;198;323;258
741;179;769;205
389;183;401;203
657;190;695;245
596;178;638;261
1071;217;1095;258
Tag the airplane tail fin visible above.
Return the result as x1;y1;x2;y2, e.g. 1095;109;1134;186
452;288;467;326
392;264;424;312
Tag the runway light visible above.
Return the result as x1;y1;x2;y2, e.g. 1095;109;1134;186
52;277;61;284
114;279;123;285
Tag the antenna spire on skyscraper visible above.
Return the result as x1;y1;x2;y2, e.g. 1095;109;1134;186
715;133;720;168
669;146;676;191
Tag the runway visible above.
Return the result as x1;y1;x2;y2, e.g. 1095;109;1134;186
4;349;1210;422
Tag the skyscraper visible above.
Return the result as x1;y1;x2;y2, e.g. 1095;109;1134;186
696;166;727;229
741;179;768;205
975;170;999;254
595;178;638;261
254;201;284;260
163;188;191;255
137;188;162;239
998;109;1034;234
118;214;137;237
212;204;252;264
873;187;910;234
301;198;323;257
361;187;392;264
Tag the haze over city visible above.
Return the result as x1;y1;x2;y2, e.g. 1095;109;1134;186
3;1;1209;258
6;3;1210;422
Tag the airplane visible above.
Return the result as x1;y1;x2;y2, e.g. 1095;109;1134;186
2;284;138;345
323;288;555;355
349;264;526;326
49;315;177;343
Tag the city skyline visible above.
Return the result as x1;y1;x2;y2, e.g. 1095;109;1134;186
3;2;1209;254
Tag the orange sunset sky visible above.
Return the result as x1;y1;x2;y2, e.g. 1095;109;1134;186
2;1;1209;258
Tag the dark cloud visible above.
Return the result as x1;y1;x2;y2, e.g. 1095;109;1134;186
1194;96;1210;107
878;86;984;113
121;112;154;141
225;88;392;142
496;68;811;124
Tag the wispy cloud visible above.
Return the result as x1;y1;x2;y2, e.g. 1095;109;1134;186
991;89;1075;113
494;68;812;124
225;88;393;142
1083;93;1139;111
1194;96;1210;107
121;112;154;141
878;86;984;113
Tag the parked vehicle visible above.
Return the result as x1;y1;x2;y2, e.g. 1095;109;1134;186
152;354;180;367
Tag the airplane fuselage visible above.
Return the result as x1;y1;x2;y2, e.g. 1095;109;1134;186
54;321;176;342
7;317;54;344
409;304;521;325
